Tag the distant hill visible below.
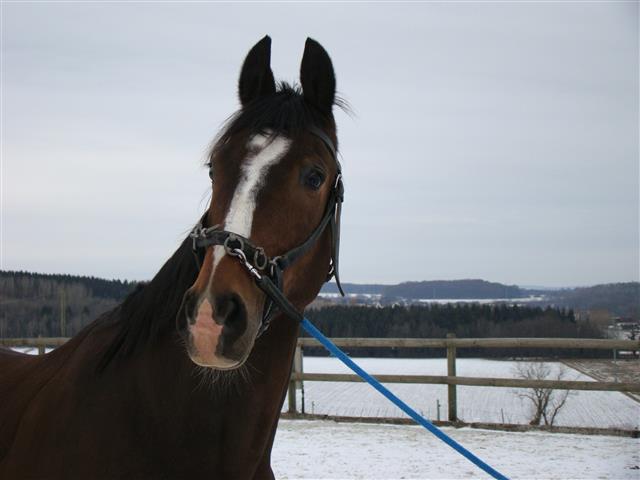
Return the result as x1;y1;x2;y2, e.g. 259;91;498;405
322;279;524;299
541;282;639;318
321;283;387;295
322;280;639;319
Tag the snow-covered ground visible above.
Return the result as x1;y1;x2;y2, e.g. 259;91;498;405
316;293;545;304
415;296;545;305
272;419;640;479
286;358;640;430
10;347;55;355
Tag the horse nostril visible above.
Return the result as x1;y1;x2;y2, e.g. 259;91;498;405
179;290;200;327
214;293;247;332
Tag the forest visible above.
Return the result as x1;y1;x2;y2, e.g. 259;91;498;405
303;304;607;358
0;270;135;337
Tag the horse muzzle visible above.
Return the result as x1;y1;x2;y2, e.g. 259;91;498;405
178;287;259;370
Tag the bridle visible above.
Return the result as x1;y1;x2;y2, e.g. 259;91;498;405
189;126;345;337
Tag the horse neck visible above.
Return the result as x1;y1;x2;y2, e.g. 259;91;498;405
120;252;300;477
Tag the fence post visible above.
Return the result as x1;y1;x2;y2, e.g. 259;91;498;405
37;335;45;355
288;343;301;414
447;333;457;422
295;344;304;413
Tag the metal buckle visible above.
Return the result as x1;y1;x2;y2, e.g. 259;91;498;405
334;175;344;202
228;248;262;280
223;234;244;255
334;173;342;189
190;225;203;252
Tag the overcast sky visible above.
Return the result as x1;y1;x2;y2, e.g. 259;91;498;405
1;2;638;287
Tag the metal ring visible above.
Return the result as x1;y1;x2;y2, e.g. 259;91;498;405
254;247;268;271
269;256;284;275
224;234;244;255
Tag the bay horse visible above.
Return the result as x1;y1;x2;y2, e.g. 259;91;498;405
0;36;344;479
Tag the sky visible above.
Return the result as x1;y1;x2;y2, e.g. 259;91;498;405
1;2;638;287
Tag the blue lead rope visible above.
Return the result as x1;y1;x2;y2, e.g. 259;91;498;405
301;318;509;480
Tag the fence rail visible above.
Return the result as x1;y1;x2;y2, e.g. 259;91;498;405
1;337;69;347
290;373;640;392
4;336;638;350
298;337;640;350
291;335;639;421
3;335;639;422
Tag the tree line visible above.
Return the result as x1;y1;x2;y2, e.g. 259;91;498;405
0;270;135;338
303;304;607;358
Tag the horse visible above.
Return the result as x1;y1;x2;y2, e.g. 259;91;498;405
0;36;344;479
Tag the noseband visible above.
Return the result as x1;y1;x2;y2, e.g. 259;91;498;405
189;126;344;337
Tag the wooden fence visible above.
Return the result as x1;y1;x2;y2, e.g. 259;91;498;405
3;335;639;422
289;335;640;421
1;337;68;355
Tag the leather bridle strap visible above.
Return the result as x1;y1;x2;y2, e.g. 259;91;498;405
268;179;343;273
308;125;344;294
308;125;337;160
255;273;305;323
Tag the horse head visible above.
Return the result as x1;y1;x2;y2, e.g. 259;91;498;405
177;36;343;370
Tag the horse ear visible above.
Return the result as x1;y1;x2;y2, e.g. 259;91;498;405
300;38;336;115
238;35;276;107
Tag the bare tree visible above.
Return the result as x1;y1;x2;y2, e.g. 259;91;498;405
513;362;573;427
627;324;639;343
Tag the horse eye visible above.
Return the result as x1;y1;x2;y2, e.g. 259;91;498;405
305;170;325;190
206;162;214;181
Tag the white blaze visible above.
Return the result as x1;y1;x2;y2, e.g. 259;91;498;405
211;134;291;273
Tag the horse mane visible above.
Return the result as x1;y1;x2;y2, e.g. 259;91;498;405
96;236;198;371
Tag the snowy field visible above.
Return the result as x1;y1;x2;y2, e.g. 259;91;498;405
272;419;640;479
10;347;55;355
286;358;640;430
317;293;545;304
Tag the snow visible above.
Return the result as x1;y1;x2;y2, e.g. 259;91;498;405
10;347;55;355
315;294;546;304
287;358;640;429
273;419;640;479
415;296;545;304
